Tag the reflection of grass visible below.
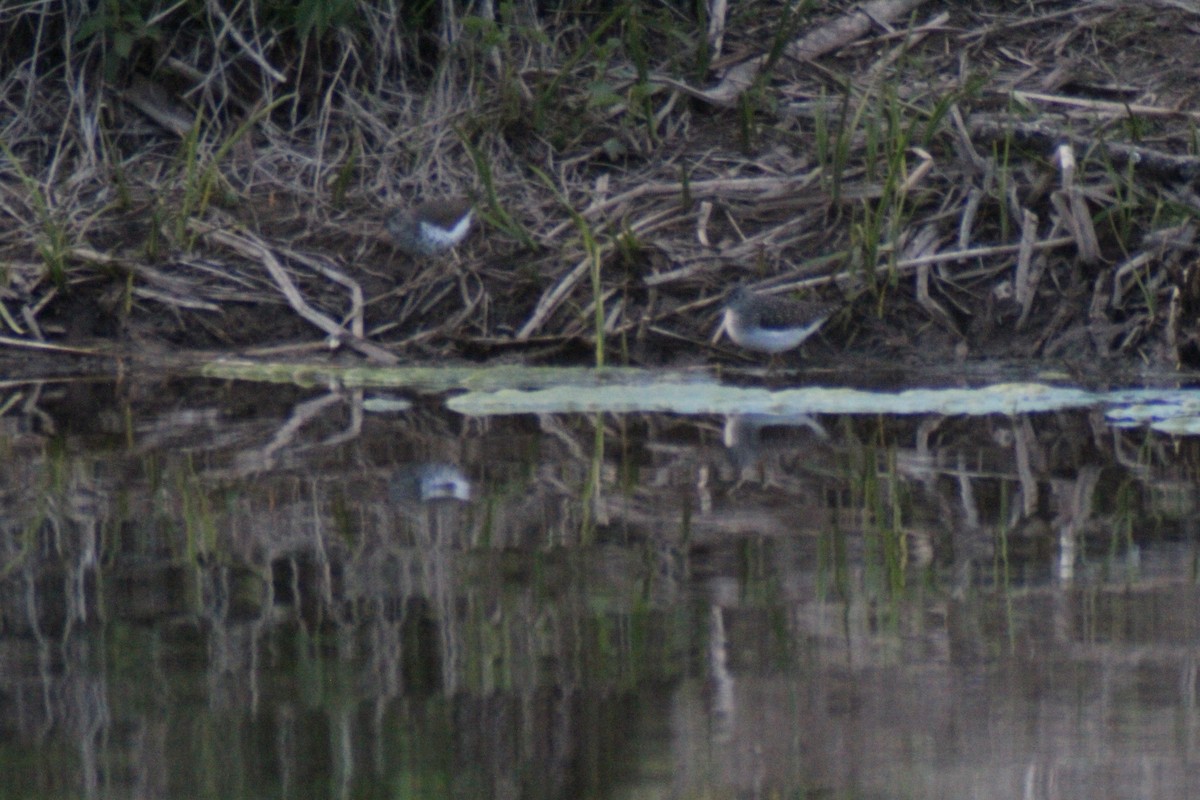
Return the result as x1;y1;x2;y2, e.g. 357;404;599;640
580;414;605;543
179;463;214;560
859;445;907;600
0;515;42;579
1107;480;1139;580
817;511;851;603
820;442;910;607
2;447;82;578
994;480;1018;651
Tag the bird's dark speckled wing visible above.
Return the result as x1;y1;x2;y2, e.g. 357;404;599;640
416;198;473;228
754;294;835;330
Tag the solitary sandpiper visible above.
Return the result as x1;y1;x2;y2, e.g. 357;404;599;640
721;286;834;365
386;198;474;256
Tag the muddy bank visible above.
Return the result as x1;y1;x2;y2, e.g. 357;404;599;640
4;1;1200;379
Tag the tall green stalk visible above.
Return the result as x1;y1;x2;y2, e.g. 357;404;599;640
531;166;606;367
0;137;70;288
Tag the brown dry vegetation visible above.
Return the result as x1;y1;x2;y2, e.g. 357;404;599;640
4;0;1200;373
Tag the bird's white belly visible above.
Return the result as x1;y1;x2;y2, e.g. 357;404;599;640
418;213;473;248
724;310;825;353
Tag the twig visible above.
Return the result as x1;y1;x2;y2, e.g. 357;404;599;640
1011;89;1200;120
0;335;107;356
121;75;193;137
1013;208;1038;322
707;0;728;59
517;252;593;340
680;0;931;107
908;224;958;334
519;205;685;339
971;113;1200;182
541;172;823;242
787;236;1078;294
281;249;365;339
202;227;398;364
205;0;286;84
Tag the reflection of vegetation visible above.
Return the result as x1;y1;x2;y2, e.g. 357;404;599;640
580;414;605;542
1;380;1198;796
178;456;218;561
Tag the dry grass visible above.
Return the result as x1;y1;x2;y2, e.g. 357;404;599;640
3;0;1200;370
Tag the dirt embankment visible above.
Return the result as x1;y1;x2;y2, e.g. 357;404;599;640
3;1;1200;378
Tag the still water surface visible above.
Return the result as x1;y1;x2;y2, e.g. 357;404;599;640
2;377;1199;799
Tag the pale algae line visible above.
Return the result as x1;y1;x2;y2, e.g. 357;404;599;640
448;383;1200;431
446;382;1096;415
198;361;1200;432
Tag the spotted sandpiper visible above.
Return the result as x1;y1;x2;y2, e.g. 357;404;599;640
386;197;474;256
721;286;835;366
388;463;471;503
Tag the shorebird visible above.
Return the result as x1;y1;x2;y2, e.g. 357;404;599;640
386;198;474;256
721;285;835;367
723;413;830;473
388;463;471;503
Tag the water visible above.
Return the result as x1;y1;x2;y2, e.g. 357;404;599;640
1;377;1199;799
